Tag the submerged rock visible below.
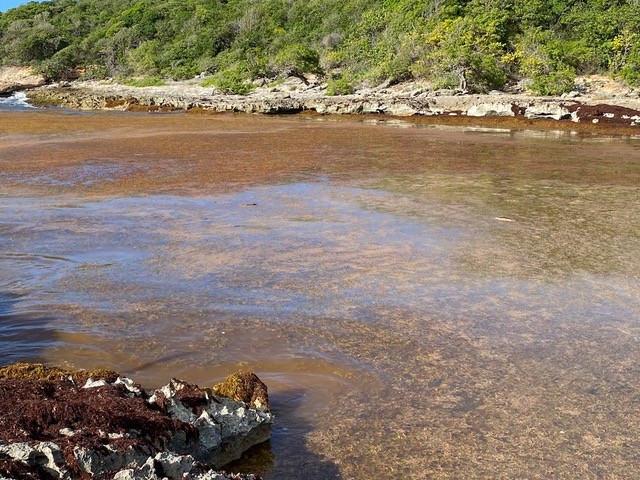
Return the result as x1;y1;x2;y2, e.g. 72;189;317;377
0;364;272;479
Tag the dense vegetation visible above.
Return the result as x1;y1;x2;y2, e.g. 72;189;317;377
1;0;640;94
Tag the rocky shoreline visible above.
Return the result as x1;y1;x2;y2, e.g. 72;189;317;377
16;75;640;129
0;364;272;480
3;65;640;128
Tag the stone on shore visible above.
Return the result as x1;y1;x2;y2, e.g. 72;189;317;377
523;101;572;120
0;67;46;96
0;364;272;479
212;371;270;413
466;102;515;117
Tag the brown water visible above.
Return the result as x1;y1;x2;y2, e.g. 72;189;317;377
1;111;639;479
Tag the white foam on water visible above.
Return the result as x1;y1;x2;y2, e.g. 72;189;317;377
0;91;36;110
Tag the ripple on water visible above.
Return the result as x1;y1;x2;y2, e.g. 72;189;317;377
0;293;63;364
0;253;77;292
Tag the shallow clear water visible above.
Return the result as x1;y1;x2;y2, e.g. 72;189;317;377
1;111;639;478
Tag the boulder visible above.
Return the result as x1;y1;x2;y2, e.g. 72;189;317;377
523;101;573;120
0;67;46;95
466;102;515;117
212;371;270;412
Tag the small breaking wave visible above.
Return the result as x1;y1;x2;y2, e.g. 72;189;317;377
0;91;36;110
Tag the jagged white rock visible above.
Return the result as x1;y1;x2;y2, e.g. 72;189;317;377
82;375;142;395
148;380;198;424
147;379;273;468
115;376;143;396
0;378;270;478
82;378;109;388
0;442;68;478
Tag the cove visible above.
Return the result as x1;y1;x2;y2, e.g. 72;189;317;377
1;110;639;478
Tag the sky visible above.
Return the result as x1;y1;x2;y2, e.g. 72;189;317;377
0;0;44;13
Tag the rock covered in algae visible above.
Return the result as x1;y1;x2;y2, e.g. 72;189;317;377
212;372;270;413
0;362;121;386
0;363;272;479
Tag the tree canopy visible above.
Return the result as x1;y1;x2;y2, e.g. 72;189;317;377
1;0;639;94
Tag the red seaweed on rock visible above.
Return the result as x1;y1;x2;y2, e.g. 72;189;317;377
0;364;273;480
0;379;186;446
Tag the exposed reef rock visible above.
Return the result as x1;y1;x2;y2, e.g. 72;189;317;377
25;78;640;127
0;364;272;480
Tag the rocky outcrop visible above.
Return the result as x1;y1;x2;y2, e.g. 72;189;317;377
147;379;272;469
21;76;640;127
523;101;572;120
0;67;46;96
0;364;272;480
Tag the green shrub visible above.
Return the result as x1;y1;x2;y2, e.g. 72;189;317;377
271;44;322;76
126;40;161;76
211;66;254;95
368;50;414;86
619;45;640;86
165;63;200;81
516;29;578;95
37;45;78;80
200;77;217;87
326;77;354;95
79;64;109;81
122;76;166;87
1;0;639;97
529;68;575;95
411;16;508;92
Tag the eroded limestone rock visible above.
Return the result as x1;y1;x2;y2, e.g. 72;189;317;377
149;378;272;468
0;364;272;479
0;67;46;95
523;102;572;120
466;102;515;117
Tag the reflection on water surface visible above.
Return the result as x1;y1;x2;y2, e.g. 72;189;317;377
0;111;639;479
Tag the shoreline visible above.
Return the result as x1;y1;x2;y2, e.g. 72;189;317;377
22;76;640;134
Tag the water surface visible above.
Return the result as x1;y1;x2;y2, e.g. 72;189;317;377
1;111;639;478
0;92;37;111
